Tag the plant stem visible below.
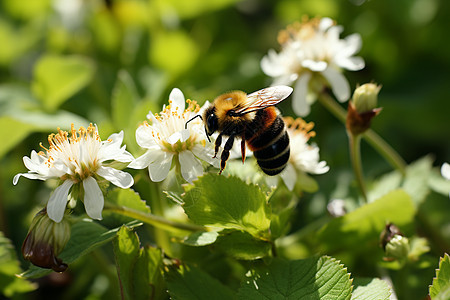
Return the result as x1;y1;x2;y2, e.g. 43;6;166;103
317;92;406;175
348;133;368;203
104;203;206;233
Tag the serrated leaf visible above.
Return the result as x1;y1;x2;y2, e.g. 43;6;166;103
429;253;450;300
0;232;36;297
165;264;236;300
351;278;391;300
32;54;95;111
111;70;139;130
182;174;271;239
113;226;141;300
238;256;352;300
216;231;271;260
182;231;219;246
20;219;141;278
318;189;415;252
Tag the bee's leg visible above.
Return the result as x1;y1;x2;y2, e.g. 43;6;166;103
241;139;246;164
219;135;235;174
213;134;222;158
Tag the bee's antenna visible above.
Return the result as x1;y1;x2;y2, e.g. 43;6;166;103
185;115;202;129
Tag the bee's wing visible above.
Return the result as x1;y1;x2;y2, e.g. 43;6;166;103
234;86;293;115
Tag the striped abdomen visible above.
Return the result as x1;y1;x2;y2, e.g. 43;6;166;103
245;107;290;176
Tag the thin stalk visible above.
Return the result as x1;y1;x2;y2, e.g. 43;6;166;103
317;92;406;175
104;203;206;233
348;133;368;203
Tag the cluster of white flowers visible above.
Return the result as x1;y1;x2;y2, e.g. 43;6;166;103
13;124;134;222
261;16;365;116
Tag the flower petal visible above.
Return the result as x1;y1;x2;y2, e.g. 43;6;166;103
442;162;450;181
128;149;159;169
336;56;365;71
47;180;73;223
192;145;220;168
179;151;203;183
135;125;159;149
83;176;104;220
292;73;312;117
97;166;134;188
148;151;173;182
13;173;47;185
169;88;185;115
321;67;350;103
280;164;297;191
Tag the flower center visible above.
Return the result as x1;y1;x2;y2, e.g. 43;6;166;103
284;116;316;141
41;124;102;183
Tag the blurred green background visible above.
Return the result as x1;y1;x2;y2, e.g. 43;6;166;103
0;0;449;298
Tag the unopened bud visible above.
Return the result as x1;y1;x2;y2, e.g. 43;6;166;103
346;84;382;136
22;209;71;272
352;83;381;113
385;235;410;260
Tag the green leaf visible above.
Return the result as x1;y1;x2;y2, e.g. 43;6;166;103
182;174;271;239
165;264;236;300
32;54;95;111
152;0;239;19
113;226;141;300
103;188;150;227
238;256;352;300
111;70;139;131
133;246;164;300
429;253;450;300
318;189;415;252
0;117;34;158
216;231;272;260
182;231;219;246
20;219;141;278
0;232;36;297
351;278;391;300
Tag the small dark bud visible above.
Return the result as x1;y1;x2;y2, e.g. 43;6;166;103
22;209;71;272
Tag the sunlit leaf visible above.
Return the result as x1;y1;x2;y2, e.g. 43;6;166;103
153;0;239;19
32;54;95;111
0;232;36;297
113;226;141;300
318;189;415;252
182;174;271;239
238;256;352;299
0;117;34;158
134;245;164;300
429;253;450;300
351;278;391;300
216;231;272;260
111;70;139;131
166;264;236;300
182;231;219;246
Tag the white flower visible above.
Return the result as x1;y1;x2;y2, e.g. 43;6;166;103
442;162;450;198
13;124;134;222
128;88;218;183
261;17;365;116
269;117;329;191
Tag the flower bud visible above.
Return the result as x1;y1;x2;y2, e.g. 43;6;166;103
380;223;410;261
22;209;71;272
352;83;381;113
346;84;382;136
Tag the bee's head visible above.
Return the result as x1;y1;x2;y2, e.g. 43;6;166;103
203;106;218;136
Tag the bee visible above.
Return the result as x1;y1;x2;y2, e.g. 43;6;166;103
187;86;293;175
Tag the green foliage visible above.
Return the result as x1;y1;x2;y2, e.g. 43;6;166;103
0;232;36;297
183;174;271;239
238;256;352;300
32;54;95;112
113;226;164;300
351;278;391;300
165;264;236;300
429;253;450;300
318;189;415;252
